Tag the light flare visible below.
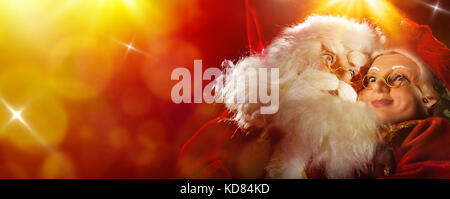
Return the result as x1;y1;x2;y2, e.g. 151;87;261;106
1;98;26;128
312;0;403;34
9;108;25;124
0;97;52;150
110;37;150;57
418;0;450;16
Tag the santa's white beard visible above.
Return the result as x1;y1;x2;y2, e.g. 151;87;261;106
265;69;380;179
216;15;385;179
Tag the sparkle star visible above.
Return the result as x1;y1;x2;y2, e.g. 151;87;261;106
9;107;25;124
0;97;26;125
432;1;440;16
418;0;450;17
0;97;52;150
433;4;439;11
125;40;136;52
110;37;149;57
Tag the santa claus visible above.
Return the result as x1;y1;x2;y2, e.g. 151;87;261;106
177;15;385;179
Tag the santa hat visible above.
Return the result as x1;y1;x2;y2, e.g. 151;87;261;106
376;18;450;90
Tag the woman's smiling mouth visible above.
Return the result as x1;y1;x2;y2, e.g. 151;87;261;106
372;99;394;107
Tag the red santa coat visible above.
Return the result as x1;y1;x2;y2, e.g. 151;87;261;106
176;110;277;179
376;117;450;178
177;109;450;178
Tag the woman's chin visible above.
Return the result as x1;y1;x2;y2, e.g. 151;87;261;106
375;112;401;125
375;109;428;125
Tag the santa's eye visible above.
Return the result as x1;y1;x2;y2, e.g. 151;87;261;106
321;53;335;65
349;70;355;78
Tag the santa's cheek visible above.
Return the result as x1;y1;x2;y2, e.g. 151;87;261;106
316;62;330;73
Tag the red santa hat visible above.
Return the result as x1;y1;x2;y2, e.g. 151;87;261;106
377;18;450;90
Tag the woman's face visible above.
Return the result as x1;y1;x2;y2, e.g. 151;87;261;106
358;53;429;124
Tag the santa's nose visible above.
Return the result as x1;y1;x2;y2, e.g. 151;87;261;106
335;68;355;83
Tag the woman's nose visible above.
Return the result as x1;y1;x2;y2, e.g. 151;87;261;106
373;80;390;93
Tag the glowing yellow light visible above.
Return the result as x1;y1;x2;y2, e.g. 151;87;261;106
312;0;403;34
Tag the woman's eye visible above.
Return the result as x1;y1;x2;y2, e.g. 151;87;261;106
368;76;376;82
392;74;408;82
